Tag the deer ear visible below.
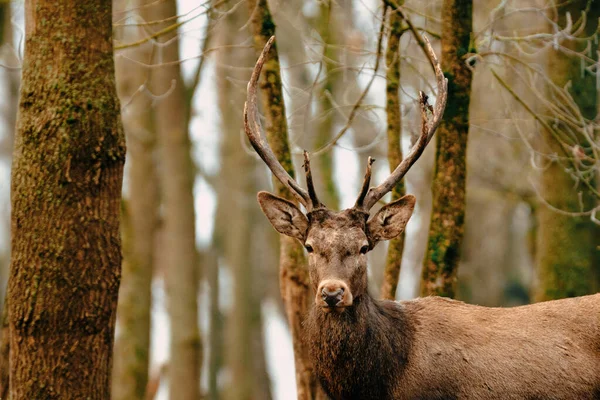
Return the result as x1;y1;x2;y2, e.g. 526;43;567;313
367;194;415;243
257;191;308;241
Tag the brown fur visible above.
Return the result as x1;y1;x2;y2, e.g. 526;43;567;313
258;194;600;399
308;293;600;399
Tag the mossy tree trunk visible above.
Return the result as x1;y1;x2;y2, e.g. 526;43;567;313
535;0;599;300
381;7;406;300
421;0;473;298
247;0;318;398
111;2;159;397
7;1;125;398
150;1;202;398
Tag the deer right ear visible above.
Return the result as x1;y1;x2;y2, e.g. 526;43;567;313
367;194;416;244
257;191;308;241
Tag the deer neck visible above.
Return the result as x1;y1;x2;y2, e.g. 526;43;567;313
306;293;413;399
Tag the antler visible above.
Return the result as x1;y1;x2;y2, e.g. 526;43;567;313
355;35;448;211
355;157;375;209
303;151;324;210
244;36;323;211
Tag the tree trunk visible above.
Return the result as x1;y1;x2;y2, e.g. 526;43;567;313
111;3;159;397
0;2;18;396
214;4;272;396
313;0;340;210
0;0;17;305
149;1;202;398
535;0;599;300
212;7;243;399
246;0;318;398
7;1;125;398
421;0;473;298
250;220;274;400
224;158;255;400
381;8;406;301
205;249;222;400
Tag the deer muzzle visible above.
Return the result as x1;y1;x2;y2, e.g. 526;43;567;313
316;279;353;312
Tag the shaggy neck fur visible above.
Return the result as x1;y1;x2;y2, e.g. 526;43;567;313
306;293;414;400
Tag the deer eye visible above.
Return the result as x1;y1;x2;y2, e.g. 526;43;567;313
360;245;369;254
305;244;314;253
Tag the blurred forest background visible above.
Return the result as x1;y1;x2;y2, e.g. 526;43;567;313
0;0;598;399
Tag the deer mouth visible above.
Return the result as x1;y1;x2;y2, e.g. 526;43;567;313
319;296;353;313
321;304;348;313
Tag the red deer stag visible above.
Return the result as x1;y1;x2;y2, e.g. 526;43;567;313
244;36;600;400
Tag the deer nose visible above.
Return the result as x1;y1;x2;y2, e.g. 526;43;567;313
322;287;344;307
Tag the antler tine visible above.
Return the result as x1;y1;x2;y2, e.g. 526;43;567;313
303;151;324;210
243;36;311;209
354;157;375;209
359;34;448;211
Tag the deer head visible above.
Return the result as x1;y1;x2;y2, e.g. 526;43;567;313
245;36;447;313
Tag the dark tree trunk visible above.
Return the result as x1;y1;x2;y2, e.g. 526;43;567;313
7;1;125;398
421;0;473;298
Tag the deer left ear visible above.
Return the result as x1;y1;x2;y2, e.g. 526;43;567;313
367;194;416;244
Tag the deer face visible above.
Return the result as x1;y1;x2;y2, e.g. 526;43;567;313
258;191;416;313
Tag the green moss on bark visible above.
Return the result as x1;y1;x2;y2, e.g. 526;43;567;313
535;0;599;300
421;0;472;298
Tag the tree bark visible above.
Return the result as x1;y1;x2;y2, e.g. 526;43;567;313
111;3;159;397
0;0;17;305
0;2;18;396
247;0;318;398
421;0;473;298
381;8;406;301
7;1;125;398
149;1;202;398
535;0;599;300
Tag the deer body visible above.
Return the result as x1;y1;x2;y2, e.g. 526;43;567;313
245;36;599;400
307;293;600;400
